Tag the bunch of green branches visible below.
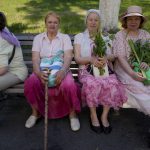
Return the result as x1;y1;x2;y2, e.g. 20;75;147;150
129;39;150;65
128;39;150;85
93;31;107;75
93;31;107;57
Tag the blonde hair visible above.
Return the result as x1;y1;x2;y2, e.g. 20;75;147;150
45;12;60;23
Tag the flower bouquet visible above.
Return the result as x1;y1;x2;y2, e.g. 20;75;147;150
128;39;150;85
92;32;109;77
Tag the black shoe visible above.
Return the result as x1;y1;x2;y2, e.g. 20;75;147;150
89;118;102;134
101;124;112;134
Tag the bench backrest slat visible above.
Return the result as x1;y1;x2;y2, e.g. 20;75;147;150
20;41;33;46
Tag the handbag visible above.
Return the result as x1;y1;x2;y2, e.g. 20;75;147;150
8;45;16;64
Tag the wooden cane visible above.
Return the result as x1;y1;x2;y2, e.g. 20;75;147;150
44;68;50;150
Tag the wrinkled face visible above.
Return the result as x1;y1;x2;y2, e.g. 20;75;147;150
86;12;100;33
127;16;141;31
45;15;59;34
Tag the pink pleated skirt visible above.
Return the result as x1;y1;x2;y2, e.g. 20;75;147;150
24;73;81;119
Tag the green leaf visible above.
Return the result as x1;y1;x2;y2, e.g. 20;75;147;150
93;31;107;57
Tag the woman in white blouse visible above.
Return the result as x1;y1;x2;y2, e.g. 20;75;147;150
24;12;81;131
74;9;127;134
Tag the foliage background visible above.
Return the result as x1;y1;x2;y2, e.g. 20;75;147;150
1;0;150;34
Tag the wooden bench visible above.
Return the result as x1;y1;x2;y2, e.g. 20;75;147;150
5;34;79;94
4;33;131;109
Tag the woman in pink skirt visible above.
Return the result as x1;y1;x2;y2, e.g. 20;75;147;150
74;9;127;134
24;12;81;131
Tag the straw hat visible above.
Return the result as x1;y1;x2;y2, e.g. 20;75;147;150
121;6;146;21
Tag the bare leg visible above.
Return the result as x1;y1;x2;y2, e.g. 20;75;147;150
101;106;110;127
100;106;112;134
25;106;41;128
69;110;80;131
89;107;102;134
31;106;40;117
89;107;100;126
69;110;77;118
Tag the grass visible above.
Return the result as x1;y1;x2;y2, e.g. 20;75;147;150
1;0;150;34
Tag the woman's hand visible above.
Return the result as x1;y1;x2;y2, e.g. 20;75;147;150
55;69;66;85
140;62;149;71
90;56;106;68
98;57;107;68
0;67;8;76
131;71;146;82
106;54;115;62
37;71;49;84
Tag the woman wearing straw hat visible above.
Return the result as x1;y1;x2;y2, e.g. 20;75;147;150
74;9;127;134
112;6;150;115
24;12;80;131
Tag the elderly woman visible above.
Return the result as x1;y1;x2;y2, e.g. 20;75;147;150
0;12;28;91
74;9;127;134
112;6;150;115
24;12;80;131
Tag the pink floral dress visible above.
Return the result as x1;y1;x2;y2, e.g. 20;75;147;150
113;29;150;115
74;30;127;109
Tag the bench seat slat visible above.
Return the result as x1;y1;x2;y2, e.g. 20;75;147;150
5;89;24;93
16;34;35;40
8;83;24;88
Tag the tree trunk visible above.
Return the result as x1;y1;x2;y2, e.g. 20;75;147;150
99;0;121;32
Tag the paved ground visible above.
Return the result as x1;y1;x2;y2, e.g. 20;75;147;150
0;95;150;150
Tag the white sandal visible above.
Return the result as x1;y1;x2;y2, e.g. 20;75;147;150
25;115;39;128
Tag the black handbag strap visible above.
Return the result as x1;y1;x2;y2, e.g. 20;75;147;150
8;45;16;64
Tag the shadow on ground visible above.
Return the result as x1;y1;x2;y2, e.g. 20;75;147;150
0;95;150;150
